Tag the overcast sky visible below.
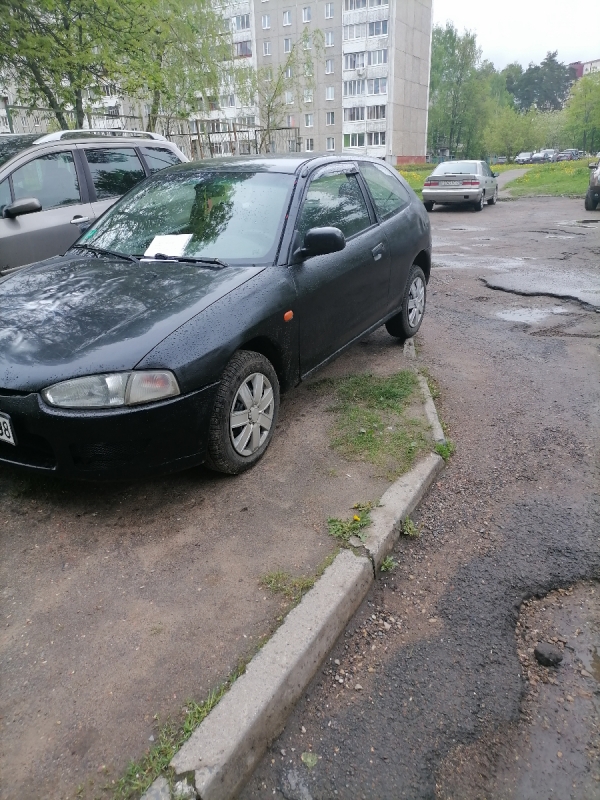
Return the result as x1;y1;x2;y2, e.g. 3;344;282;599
432;0;599;70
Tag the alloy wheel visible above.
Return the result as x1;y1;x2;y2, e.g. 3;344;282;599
407;276;425;328
229;372;275;456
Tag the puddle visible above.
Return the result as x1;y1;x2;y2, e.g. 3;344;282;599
439;226;487;232
546;234;576;240
496;306;569;324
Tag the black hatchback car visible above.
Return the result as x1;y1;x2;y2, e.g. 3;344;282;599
0;155;431;479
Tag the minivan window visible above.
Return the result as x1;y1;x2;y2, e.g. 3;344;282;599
85;147;146;200
12;151;81;210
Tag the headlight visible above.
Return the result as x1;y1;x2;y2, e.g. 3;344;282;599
42;371;180;409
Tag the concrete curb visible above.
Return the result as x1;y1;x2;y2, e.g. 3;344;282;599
142;370;447;800
418;375;446;444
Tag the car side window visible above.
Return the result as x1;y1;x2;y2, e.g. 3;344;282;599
84;147;146;200
296;170;371;241
140;146;182;173
359;162;410;220
11;151;80;210
0;178;11;214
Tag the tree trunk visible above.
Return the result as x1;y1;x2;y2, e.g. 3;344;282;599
147;88;161;132
27;60;70;129
75;88;85;129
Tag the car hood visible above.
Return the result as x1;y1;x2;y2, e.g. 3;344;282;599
0;255;265;391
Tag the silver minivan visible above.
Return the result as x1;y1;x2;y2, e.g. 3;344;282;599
0;130;187;271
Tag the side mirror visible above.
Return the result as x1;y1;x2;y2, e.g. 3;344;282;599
295;227;346;260
3;197;42;218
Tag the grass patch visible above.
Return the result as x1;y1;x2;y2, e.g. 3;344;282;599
503;161;590;197
327;501;373;544
435;439;456;462
380;555;397;572
109;674;237;800
320;372;430;479
397;164;432;199
261;550;338;607
402;517;420;538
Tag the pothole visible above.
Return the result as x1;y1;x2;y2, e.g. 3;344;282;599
496;307;570;324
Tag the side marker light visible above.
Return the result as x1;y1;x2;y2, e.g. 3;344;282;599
284;310;294;322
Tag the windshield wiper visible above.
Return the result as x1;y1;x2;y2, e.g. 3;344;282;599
72;244;139;263
150;253;229;269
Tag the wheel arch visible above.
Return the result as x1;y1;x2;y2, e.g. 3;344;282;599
238;336;291;393
413;250;431;284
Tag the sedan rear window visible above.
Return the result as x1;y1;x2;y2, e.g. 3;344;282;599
432;161;480;175
82;170;295;263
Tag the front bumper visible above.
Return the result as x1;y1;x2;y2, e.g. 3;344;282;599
0;383;219;480
422;188;484;205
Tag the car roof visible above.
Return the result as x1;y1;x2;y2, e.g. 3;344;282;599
159;153;387;176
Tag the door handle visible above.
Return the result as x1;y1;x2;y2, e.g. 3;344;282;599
371;243;385;261
70;215;90;224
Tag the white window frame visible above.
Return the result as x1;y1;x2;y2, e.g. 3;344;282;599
344;0;366;8
262;14;270;28
283;10;292;25
326;137;335;151
305;138;314;151
325;30;334;47
325;86;335;100
326;111;335;125
302;6;311;22
368;49;387;65
343;106;365;121
343;79;365;96
325;58;334;74
368;19;388;37
233;13;250;31
368;0;388;6
325;2;334;18
367;77;387;95
343;132;365;147
366;104;386;119
305;113;314;127
284;37;292;53
344;52;365;70
285;91;294;104
343;24;366;40
263;41;272;56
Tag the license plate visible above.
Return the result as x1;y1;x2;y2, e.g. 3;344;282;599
0;412;17;446
443;180;461;186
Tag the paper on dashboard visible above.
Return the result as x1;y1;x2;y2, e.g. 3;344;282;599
144;234;192;257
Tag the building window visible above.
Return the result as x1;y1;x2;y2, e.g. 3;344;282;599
325;2;334;18
343;106;365;121
344;0;366;8
344;133;365;147
305;113;314;126
344;52;365;69
283;10;291;25
264;67;273;81
288;138;298;152
368;20;388;37
285;65;293;78
326;86;335;100
343;24;366;40
368;0;388;6
326;111;335;125
285;91;294;104
286;114;297;126
220;93;235;107
367;131;385;145
304;88;313;102
367;77;387;94
284;37;292;53
303;35;312;49
326;137;335;151
302;6;311;22
325;30;334;47
262;14;270;28
306;138;314;151
368;49;387;65
234;40;252;57
343;79;365;96
263;41;272;55
325;58;334;73
367;104;386;119
233;14;250;31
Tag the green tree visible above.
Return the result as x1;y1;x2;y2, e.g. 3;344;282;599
485;105;527;159
509;51;574;111
563;74;600;152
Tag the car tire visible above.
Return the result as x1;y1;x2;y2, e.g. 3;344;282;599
473;193;485;212
385;265;427;343
584;189;598;211
423;201;434;212
487;187;498;205
205;350;280;474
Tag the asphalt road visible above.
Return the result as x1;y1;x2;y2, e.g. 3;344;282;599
242;196;600;799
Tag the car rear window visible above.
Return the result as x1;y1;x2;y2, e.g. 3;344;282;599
84;147;146;200
140;146;182;173
433;161;480;175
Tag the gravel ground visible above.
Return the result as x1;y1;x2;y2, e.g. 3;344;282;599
242;196;600;799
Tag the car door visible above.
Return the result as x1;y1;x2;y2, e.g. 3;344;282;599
357;161;420;312
0;149;94;269
289;162;391;377
82;146;147;220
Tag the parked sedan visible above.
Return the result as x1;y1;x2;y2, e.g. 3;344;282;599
556;150;579;162
422;160;498;212
0;130;187;271
0;155;431;479
514;152;533;164
531;149;558;163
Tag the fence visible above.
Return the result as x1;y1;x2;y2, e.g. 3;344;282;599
3;106;301;160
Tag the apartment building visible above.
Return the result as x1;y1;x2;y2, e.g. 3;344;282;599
207;0;432;163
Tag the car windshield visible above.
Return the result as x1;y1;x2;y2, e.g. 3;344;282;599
80;169;296;264
0;134;41;167
432;161;479;175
